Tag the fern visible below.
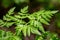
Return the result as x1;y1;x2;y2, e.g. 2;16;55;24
0;30;22;40
0;6;58;37
35;31;60;40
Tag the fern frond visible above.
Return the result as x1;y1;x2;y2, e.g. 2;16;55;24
27;10;58;33
8;7;15;15
0;30;21;40
35;31;59;40
21;6;28;13
0;6;58;37
28;10;58;25
0;6;28;28
15;24;41;36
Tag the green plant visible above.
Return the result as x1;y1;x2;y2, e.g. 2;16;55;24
0;6;58;40
35;31;60;40
0;30;22;40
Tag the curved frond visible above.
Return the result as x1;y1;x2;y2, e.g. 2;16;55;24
0;6;58;37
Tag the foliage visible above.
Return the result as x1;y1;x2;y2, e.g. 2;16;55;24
35;31;60;40
0;0;60;40
0;6;58;40
0;30;22;40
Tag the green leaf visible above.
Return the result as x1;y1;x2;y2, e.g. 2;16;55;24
42;14;50;22
16;26;23;36
51;11;58;14
21;6;28;13
8;7;15;15
33;21;45;33
31;27;41;35
3;16;11;21
6;22;14;27
27;27;31;36
45;14;52;18
40;17;50;25
0;20;4;26
22;26;27;37
38;22;45;33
